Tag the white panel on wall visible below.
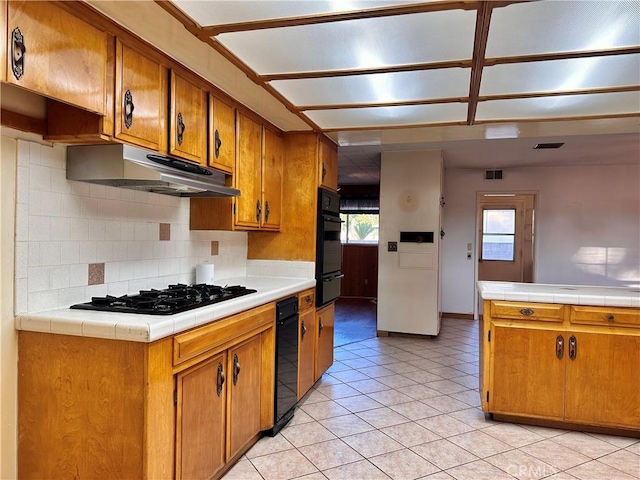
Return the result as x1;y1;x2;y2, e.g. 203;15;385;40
13;139;250;314
378;149;443;336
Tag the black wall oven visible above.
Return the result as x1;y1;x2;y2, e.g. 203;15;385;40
316;188;343;307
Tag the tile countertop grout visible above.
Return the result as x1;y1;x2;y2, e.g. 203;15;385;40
477;281;640;308
15;276;317;343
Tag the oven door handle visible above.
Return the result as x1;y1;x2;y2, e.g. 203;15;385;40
323;274;344;282
322;215;342;223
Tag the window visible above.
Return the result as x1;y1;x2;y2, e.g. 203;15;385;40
482;208;515;261
340;213;379;244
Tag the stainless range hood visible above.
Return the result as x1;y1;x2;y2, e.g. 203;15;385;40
66;144;240;197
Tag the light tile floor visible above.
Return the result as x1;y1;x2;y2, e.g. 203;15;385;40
223;319;640;480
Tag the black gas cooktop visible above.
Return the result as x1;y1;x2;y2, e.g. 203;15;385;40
70;284;257;315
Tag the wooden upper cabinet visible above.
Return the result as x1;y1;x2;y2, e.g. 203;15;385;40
169;70;206;164
319;137;338;191
235;112;263;229
6;1;107;114
114;38;167;152
209;95;235;174
261;129;283;231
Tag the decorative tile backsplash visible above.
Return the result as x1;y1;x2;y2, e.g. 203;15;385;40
15;139;249;313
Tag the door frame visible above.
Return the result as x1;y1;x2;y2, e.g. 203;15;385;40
474;191;537;319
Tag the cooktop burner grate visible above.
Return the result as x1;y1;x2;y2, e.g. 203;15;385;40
70;284;257;315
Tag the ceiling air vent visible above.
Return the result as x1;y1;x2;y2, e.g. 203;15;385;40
533;142;564;149
485;169;503;180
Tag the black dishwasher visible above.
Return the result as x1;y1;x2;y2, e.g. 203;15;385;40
267;296;299;436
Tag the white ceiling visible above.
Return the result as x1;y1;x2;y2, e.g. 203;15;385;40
86;1;640;186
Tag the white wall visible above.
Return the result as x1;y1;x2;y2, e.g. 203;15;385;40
441;163;640;315
13;136;250;314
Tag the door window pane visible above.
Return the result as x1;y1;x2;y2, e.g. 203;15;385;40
482;209;515;261
340;213;379;244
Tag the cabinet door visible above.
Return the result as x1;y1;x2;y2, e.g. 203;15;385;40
6;1;107;114
261;129;283;231
170;70;206;164
490;324;565;420
235;113;262;229
209;95;235;174
565;331;640;429
227;335;262;460
298;309;316;399
115;39;167;151
318;138;338;191
176;352;227;480
315;302;335;381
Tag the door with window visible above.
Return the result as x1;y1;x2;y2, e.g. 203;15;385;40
477;194;535;283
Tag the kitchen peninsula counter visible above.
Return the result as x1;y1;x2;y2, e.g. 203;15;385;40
478;281;640;308
16;276;315;342
478;281;639;434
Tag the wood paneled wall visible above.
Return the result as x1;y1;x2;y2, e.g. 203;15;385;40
341;244;378;298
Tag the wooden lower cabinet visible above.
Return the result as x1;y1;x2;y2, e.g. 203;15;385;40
490;324;565;420
564;330;640;429
18;303;277;480
176;353;227;480
227;335;263;460
482;300;640;433
298;290;316;400
315;302;335;381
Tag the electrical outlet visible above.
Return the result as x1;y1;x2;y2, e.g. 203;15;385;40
388;241;398;252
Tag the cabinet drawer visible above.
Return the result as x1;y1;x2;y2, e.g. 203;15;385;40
490;301;565;322
298;289;315;313
570;306;640;328
173;303;275;367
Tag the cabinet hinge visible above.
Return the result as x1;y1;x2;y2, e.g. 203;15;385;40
486;391;489;402
488;330;491;342
173;390;178;405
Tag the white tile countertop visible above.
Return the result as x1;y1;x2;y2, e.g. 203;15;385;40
477;281;640;308
15;276;316;343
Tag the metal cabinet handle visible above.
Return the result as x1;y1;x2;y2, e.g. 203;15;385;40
569;335;577;360
216;363;225;397
322;163;327;182
232;354;241;385
606;313;615;322
301;321;307;340
214;129;222;158
11;27;25;80
265;201;270;223
177;112;186;145
124;90;135;129
305;295;313;305
319;318;324;335
556;335;564;360
256;200;262;223
520;308;534;316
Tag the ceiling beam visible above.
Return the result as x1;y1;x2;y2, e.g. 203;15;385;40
192;1;480;36
478;85;640;102
261;60;471;82
485;46;640;66
466;2;493;125
299;97;469;111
